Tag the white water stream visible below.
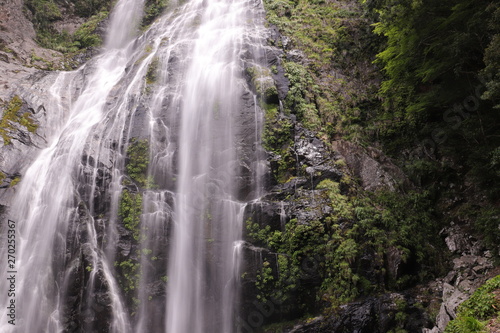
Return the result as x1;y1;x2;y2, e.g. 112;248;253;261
0;0;268;331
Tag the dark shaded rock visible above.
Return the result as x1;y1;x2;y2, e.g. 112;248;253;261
287;294;432;333
332;140;410;192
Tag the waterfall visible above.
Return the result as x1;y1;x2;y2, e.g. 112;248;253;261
0;0;268;332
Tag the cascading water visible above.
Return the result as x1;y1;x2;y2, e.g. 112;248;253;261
0;0;269;332
164;1;259;331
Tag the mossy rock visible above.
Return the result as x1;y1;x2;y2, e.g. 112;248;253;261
445;274;500;333
246;65;279;103
0;96;38;145
125;138;150;187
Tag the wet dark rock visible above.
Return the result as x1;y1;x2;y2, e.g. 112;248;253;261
386;246;404;282
287;294;432;333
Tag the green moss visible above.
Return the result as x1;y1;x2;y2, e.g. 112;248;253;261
262;0;377;137
125;138;150;187
72;11;108;49
27;0;110;55
0;172;6;184
119;189;143;241
246;66;278;102
9;177;21;187
282;61;321;131
316;179;353;220
260;101;296;183
114;259;140;294
146;57;159;85
116;136;156;301
0;96;38;145
246;182;443;314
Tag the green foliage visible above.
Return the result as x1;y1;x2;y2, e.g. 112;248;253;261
246;183;443;313
119;189;143;241
456;275;500;320
261;102;296;183
463;204;500;256
283;62;321;131
316;179;353;220
260;0;500;325
35;12;108;53
445;274;500;333
24;0;110;54
125;138;150;187
72;11;108;49
115;259;140;294
445;317;485;333
146;57;159;85
368;0;500;174
9;177;21;187
372;0;493;118
0;96;38;145
481;4;500;109
263;0;379;140
142;0;168;28
71;0;111;18
25;0;62;30
358;0;500;256
246;66;278;102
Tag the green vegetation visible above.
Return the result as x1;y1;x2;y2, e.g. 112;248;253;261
145;57;160;86
24;0;111;55
362;0;500;251
72;11;108;49
36;11;109;54
9;177;21;187
282;61;321;132
246;66;278;102
115;137;162;304
115;259;140;294
261;103;295;183
262;0;379;139
263;0;500;299
25;0;62;30
24;0;167;54
125;138;150;187
142;0;168;28
246;176;443;313
118;189;143;241
0;96;38;145
445;275;500;333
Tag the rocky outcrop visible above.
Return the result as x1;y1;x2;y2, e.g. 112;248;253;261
0;0;38;99
286;293;432;333
332;140;410;192
0;68;84;210
423;224;495;333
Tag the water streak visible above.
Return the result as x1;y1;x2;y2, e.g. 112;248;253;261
0;0;269;332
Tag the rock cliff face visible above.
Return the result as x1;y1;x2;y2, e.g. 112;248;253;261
0;0;40;101
236;3;499;332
